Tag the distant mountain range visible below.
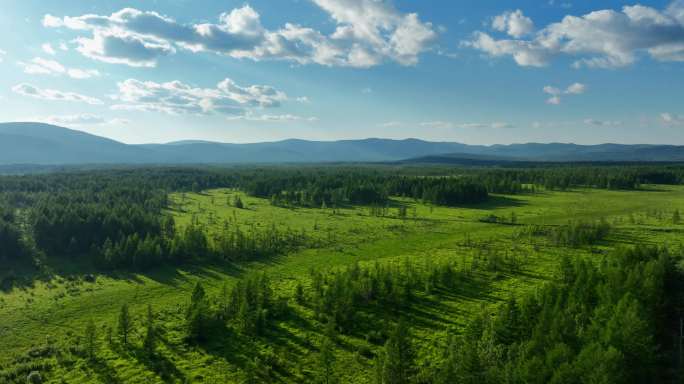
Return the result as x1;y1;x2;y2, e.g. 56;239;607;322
2;122;684;165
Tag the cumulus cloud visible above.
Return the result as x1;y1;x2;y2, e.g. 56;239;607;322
661;112;684;125
0;49;6;63
492;10;534;38
42;43;56;55
110;78;288;115
43;2;436;68
12;83;103;105
465;2;684;68
19;57;101;79
543;82;586;104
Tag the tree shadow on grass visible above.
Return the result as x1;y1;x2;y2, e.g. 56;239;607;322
89;357;123;384
469;195;528;210
130;346;187;384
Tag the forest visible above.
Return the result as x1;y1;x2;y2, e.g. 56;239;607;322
1;164;684;383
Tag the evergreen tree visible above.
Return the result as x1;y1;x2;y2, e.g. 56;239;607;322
186;282;210;341
376;320;415;384
317;336;337;384
118;303;131;346
295;282;305;305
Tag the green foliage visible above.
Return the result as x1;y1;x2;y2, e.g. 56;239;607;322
0;217;28;262
2;166;684;383
375;320;415;384
117;303;131;346
84;319;97;360
233;195;244;209
435;246;672;384
549;219;612;247
186;282;210;341
317;335;337;384
26;371;42;384
143;304;156;355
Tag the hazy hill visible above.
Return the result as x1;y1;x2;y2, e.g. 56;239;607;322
2;122;684;165
0;123;154;164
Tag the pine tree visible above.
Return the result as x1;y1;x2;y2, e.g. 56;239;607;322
85;319;97;359
118;303;131;346
377;320;415;384
187;282;210;340
295;282;305;305
318;336;337;384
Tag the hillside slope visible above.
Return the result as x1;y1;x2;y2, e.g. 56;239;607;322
2;122;684;164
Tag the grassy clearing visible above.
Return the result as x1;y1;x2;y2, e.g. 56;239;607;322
1;186;684;383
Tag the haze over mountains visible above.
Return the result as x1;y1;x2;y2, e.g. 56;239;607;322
2;122;684;165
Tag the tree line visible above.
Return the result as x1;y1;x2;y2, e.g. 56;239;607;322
1;165;683;271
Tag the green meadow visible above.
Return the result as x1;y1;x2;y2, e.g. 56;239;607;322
2;185;684;383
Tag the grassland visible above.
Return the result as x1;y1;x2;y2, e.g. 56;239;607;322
2;185;684;383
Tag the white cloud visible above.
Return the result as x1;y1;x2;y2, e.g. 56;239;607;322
227;113;318;123
465;2;684;68
36;114;130;126
420;121;512;129
19;57;101;79
661;112;684;126
295;96;310;103
583;118;622;126
456;122;513;129
12;83;103;105
543;82;586;104
0;49;6;63
420;121;454;129
565;82;586;94
492;10;534;38
546;95;562;105
110;78;288;115
42;43;56;55
43;2;436;68
378;121;402;127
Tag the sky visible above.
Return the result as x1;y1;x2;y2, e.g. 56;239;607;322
0;0;683;145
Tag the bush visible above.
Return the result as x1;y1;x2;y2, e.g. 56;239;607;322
26;371;42;384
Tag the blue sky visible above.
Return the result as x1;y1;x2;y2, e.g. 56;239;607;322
1;0;683;144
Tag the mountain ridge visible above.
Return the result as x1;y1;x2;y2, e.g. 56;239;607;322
2;122;684;165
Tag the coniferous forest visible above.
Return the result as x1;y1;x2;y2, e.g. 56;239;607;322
1;164;684;383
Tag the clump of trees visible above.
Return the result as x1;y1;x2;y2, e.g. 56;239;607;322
431;246;672;383
549;220;612;247
251;172;490;208
306;258;476;334
0;214;27;263
515;220;612;248
185;274;285;342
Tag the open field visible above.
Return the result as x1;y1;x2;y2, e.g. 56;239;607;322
1;184;683;383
